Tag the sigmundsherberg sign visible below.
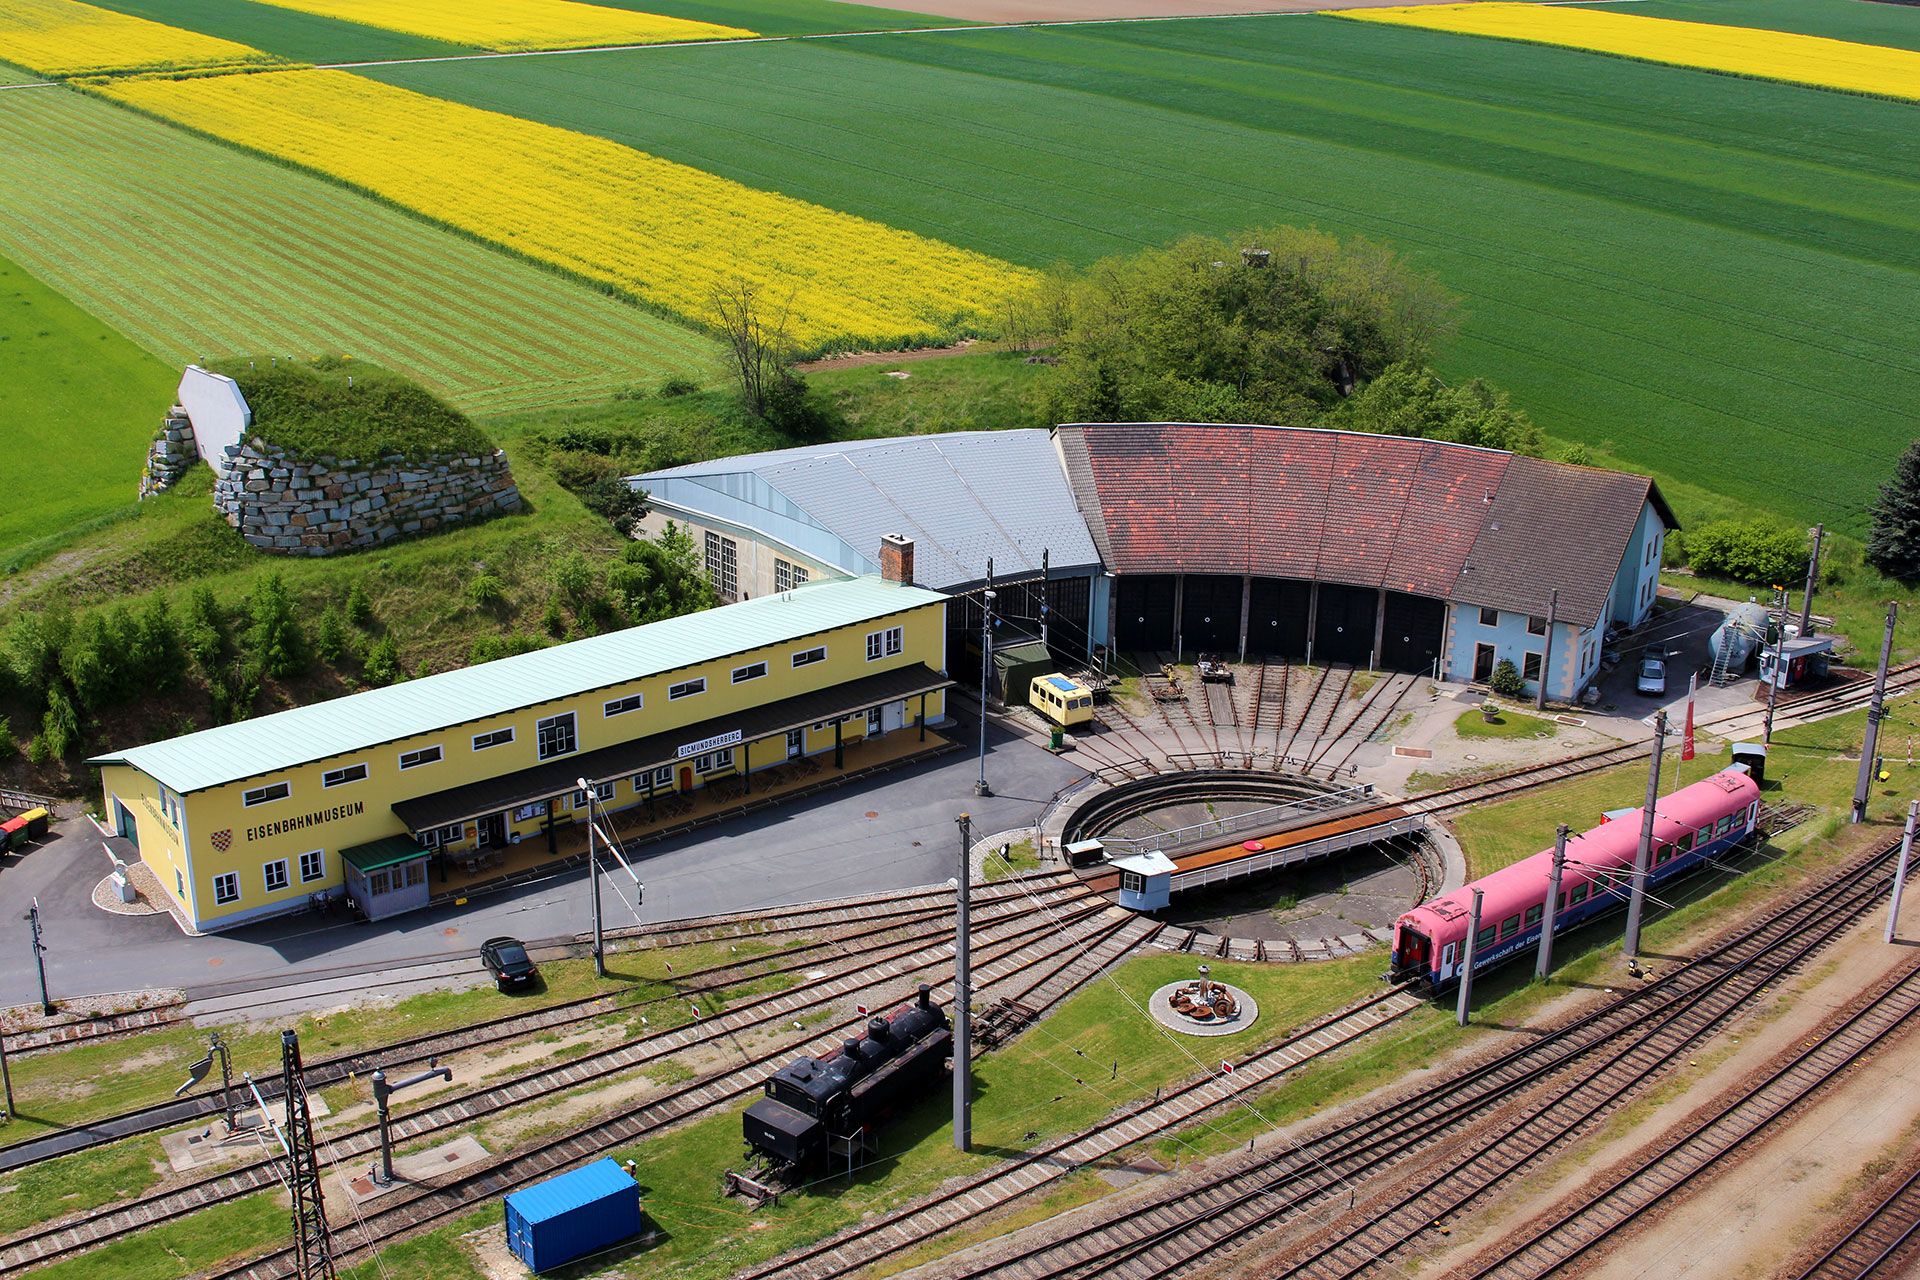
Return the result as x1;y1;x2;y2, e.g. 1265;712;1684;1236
676;730;743;759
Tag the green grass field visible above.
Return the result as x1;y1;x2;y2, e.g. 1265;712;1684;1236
1585;0;1920;53
0;86;721;556
0;248;177;556
366;16;1920;530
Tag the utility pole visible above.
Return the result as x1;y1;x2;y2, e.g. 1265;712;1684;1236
953;812;973;1152
1536;824;1570;981
1853;602;1899;824
1039;549;1050;651
27;899;53;1016
1763;584;1789;747
975;589;996;798
1625;712;1666;961
282;1030;339;1280
1534;589;1557;712
0;1027;13;1122
1888;800;1917;944
1456;888;1484;1028
1799;524;1824;640
370;1061;453;1185
579;777;605;976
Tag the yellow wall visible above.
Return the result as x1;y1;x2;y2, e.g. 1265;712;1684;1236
118;592;945;928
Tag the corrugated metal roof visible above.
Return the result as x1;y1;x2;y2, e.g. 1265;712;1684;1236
505;1158;635;1225
630;431;1101;592
339;835;429;872
90;576;945;795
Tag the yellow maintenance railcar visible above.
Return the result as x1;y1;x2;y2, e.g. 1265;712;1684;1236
1030;674;1095;727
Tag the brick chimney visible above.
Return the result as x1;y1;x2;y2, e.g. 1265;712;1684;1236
880;534;915;586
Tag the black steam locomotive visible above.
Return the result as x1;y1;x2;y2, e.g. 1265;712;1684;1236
742;984;951;1169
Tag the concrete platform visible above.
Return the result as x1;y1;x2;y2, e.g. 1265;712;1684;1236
161;1096;331;1173
337;1135;491;1205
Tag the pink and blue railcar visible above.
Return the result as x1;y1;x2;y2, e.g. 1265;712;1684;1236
1390;768;1762;994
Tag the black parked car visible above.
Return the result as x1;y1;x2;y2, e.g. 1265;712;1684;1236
480;936;539;990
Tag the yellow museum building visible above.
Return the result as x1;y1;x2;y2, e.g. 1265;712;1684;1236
93;554;951;932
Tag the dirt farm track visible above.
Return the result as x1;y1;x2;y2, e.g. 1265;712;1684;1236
836;0;1439;32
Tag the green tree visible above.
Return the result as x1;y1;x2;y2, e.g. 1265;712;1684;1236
7;605;71;703
182;586;229;677
552;551;598;613
248;572;310;679
364;632;401;686
1024;226;1457;428
41;684;81;757
1489;659;1526;699
1334;363;1543;455
1868;440;1920;582
345;580;375;629
314;604;353;665
59;612;115;711
133;595;187;693
608;520;718;624
1687;520;1808;586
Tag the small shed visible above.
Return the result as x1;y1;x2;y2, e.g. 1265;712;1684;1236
339;835;431;921
504;1158;644;1273
1730;742;1768;787
1064;838;1105;869
1759;636;1836;691
991;639;1055;708
1112;850;1178;912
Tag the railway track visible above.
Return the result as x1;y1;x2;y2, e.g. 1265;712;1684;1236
2;884;1133;1277
727;983;1431;1280
1463;955;1920;1280
5;1000;191;1055
924;832;1906;1280
1279;664;1333;761
1324;672;1419;775
1792;1153;1920;1280
0;877;1094;1176
184;901;1161;1280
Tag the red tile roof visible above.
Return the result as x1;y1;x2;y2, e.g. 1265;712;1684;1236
1055;423;1670;629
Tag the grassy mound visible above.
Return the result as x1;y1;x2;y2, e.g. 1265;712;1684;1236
210;356;494;464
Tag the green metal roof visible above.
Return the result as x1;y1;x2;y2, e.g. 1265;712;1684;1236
91;576;945;794
340;834;430;872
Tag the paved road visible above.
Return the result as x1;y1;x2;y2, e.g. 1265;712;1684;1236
0;718;1085;1008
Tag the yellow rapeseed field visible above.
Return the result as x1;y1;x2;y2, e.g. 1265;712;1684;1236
1336;4;1920;102
0;0;279;77
97;69;1032;347
246;0;755;50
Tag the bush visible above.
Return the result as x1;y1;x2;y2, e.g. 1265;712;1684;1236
363;632;401;686
465;574;508;612
0;716;13;760
27;734;49;766
1489;659;1526;698
248;572;310;679
553;552;598;612
657;374;701;398
345;581;375;628
1686;520;1809;586
315;605;354;664
468;634;507;665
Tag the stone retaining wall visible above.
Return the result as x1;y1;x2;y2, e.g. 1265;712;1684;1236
139;407;200;499
211;437;521;556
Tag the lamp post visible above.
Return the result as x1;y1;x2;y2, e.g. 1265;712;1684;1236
975;590;996;798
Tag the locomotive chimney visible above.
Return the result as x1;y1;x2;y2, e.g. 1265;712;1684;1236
880;534;915;586
917;983;932;1011
843;1038;864;1060
868;1016;890;1040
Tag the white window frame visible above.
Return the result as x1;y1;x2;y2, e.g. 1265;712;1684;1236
792;646;826;668
536;711;577;761
419;822;465;847
732;661;768;684
669;677;706;701
472;726;515;751
571;781;615;808
867;707;882;735
866;631;884;661
299;849;326;883
774;558;809;592
322;763;367;789
604;693;643;717
263;858;291;894
885;625;903;657
213;872;240;905
694;747;735;774
243;781;290;808
1121;870;1144;893
399;745;442;771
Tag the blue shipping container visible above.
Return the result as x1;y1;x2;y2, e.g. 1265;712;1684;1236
504;1159;644;1272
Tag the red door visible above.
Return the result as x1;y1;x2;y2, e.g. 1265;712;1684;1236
679;765;693;791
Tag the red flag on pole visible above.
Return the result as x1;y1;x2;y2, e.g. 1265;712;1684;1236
1682;672;1697;762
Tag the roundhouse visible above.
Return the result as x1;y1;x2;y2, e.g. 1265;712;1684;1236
631;422;1674;703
